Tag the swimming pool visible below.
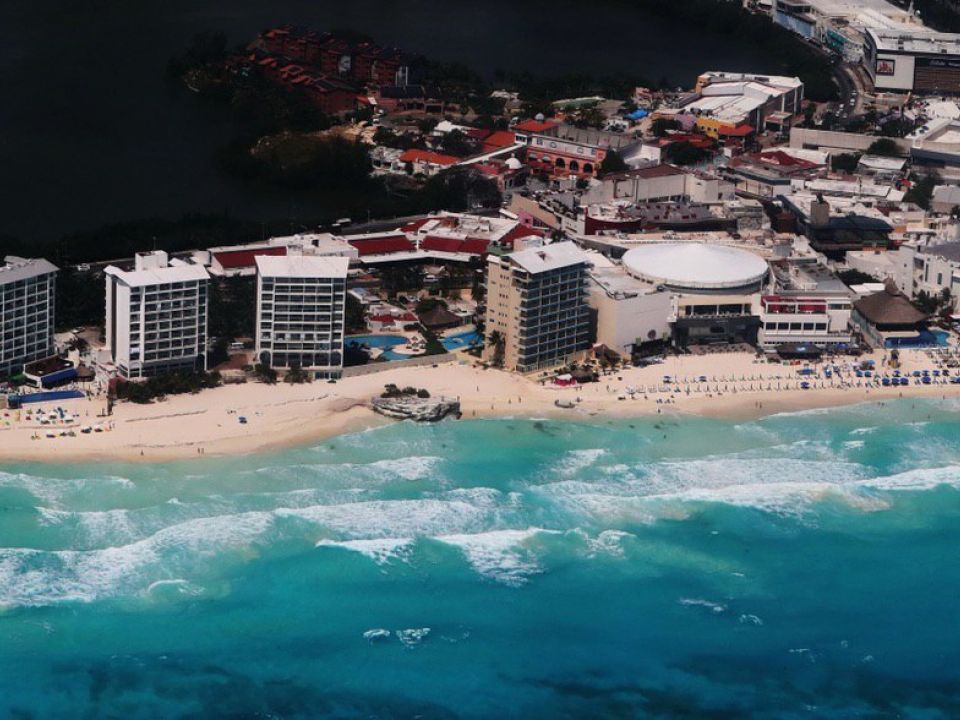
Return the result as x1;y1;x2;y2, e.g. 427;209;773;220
345;334;408;350
885;329;952;349
441;330;482;351
346;335;412;362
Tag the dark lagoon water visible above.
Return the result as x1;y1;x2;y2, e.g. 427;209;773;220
0;0;775;245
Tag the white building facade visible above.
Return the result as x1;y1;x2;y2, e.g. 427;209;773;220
105;251;210;379
255;255;349;378
0;256;58;378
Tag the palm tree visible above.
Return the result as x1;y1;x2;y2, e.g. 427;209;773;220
487;330;505;368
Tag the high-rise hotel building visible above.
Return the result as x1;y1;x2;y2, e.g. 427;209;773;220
105;251;210;379
484;241;592;372
0;256;58;378
255;254;349;378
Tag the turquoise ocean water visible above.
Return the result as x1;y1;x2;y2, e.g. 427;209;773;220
2;399;960;718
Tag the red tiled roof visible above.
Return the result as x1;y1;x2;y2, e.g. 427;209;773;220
398;149;459;166
482;130;517;149
658;133;713;148
213;246;286;270
420;236;463;253
460;238;491;254
349;236;416;256
401;218;431;232
369;312;417;323
501;225;545;248
514;119;558;134
758;150;819;169
718;124;754;137
466;128;493;141
419;236;491;255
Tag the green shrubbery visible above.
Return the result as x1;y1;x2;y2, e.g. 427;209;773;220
114;370;221;404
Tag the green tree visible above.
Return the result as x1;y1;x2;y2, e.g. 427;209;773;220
254;363;278;384
831;153;860;173
440;129;473;157
665;141;710;166
284;362;311;384
487;330;505;368
866;138;901;157
651;118;680;137
599;150;629;175
904;172;940;210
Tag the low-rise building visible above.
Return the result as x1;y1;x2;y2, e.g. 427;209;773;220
198;234;358;277
619;243;770;348
398;149;459;176
255;254;349;378
484;242;592;371
587;257;672;357
757;260;854;349
524;125;643;178
722;150;825;198
865;28;960;94
908;117;960;174
780;193;895;257
105;251;210;379
909;241;960;309
0;256;58;378
852;282;930;348
583;165;732;205
682;72;804;135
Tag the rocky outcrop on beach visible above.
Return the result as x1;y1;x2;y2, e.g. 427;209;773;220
370;396;460;422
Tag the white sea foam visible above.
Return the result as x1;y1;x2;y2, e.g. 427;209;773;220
434;528;558;586
849;427;877;436
0;509;275;607
534;455;883;520
587;529;635;557
553;448;608;477
1;496;501;607
396;627;431;647
362;628;392;642
856;465;960;491
316;537;413;564
739;614;764;626
440;486;506;508
0;472;134;508
679;597;727;614
368;455;443;481
676;481;890;515
284;498;493;540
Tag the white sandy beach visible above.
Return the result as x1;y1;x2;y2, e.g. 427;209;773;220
2;348;958;463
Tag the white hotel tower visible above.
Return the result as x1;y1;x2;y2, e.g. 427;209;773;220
255;254;349;378
0;256;58;378
105;251;210;379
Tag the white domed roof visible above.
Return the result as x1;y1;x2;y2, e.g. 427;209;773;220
622;243;768;291
505;157;523;170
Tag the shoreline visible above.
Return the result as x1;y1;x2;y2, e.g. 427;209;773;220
2;350;958;464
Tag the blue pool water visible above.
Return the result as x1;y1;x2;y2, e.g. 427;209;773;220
346;334;409;361
885;328;952;348
345;334;407;349
3;400;960;716
441;330;481;351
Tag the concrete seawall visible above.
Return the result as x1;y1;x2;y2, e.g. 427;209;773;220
342;353;459;378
